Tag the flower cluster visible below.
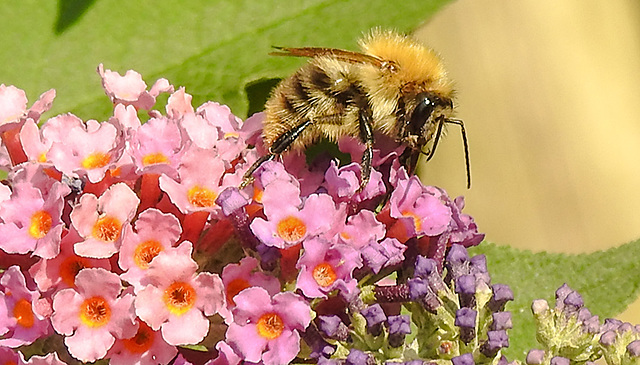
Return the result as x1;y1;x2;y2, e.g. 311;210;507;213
1;66;636;365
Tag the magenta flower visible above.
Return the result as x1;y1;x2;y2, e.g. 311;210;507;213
337;209;386;249
106;319;177;365
51;268;137;362
119;208;182;292
134;242;225;346
0;181;67;258
296;237;362;299
389;175;452;237
0;266;51;348
70;182;139;258
226;287;311;365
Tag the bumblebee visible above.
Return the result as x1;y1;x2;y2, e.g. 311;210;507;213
242;29;470;189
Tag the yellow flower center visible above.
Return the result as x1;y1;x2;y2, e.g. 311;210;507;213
92;216;122;242
256;312;284;340
29;210;52;239
276;216;306;242
312;263;338;288
79;296;111;328
402;210;422;232
82;152;110;169
13;298;34;328
163;282;196;316
133;240;164;269
142;152;169;166
187;186;217;208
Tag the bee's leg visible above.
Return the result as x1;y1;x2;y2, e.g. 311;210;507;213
240;120;313;188
357;103;375;191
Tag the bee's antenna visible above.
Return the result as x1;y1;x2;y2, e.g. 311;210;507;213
445;118;471;189
421;118;472;189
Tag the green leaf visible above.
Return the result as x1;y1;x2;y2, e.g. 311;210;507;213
0;0;452;122
469;239;640;360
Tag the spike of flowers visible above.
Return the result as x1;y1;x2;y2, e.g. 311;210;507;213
1;66;637;365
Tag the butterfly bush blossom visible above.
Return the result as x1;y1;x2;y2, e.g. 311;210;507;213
0;67;638;365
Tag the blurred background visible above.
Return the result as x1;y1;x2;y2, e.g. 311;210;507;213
414;0;640;321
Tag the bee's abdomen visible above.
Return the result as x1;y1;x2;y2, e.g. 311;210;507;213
263;58;365;150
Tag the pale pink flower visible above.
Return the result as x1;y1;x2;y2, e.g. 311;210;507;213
159;146;227;214
70;182;139;258
98;64;173;111
51;268;136;362
0;266;51;347
119;208;182;292
47;118;125;183
135;242;225;346
0;181;68;258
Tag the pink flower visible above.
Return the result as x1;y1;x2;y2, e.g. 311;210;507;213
29;228;111;292
389;175;452;237
337;209;386;249
221;257;280;307
0;84;28;126
209;341;241;365
98;64;173;110
51;268;137;362
119;208;182;292
106;319;177;365
128;115;186;177
159;146;227;214
70;182;139;258
47;117;125;183
0;181;67;258
0;266;51;347
250;175;340;249
134;242;225;346
296;237;362;299
18;352;68;365
226;287;311;365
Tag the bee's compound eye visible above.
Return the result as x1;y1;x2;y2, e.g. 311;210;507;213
409;94;435;134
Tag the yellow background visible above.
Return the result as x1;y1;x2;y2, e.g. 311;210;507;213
414;0;640;322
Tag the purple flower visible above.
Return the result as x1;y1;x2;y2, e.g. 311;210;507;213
361;304;386;336
387;315;411;347
226;287;311;365
452;353;475;365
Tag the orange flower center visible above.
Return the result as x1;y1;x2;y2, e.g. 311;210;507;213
133;240;164;269
187;186;217;208
122;321;154;354
82;152;111;169
402;210;422;232
92;215;122;242
29;210;52;239
312;263;338;288
60;256;89;287
225;278;251;306
256;312;284;340
276;216;306;243
142;152;169;166
13;298;34;328
163;282;196;315
79;296;111;328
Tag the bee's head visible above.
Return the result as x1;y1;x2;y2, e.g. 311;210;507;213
401;91;454;149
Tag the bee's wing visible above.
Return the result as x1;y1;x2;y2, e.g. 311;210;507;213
271;46;384;67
